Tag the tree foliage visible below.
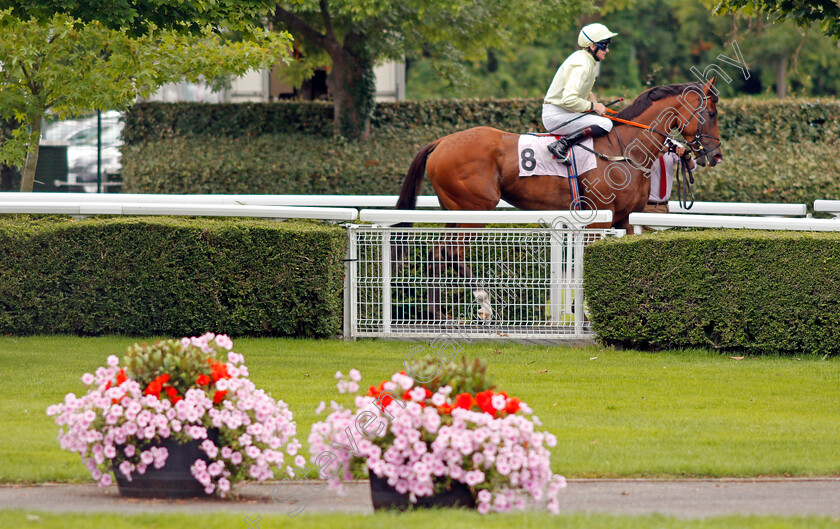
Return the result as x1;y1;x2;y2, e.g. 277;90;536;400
272;0;593;139
715;0;840;40
0;10;291;191
0;0;278;35
407;0;840;100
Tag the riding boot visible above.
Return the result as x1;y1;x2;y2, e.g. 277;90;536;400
547;129;588;166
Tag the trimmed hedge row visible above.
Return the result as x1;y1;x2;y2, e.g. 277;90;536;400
123;98;840;143
692;136;840;205
583;229;840;355
122;100;546;143
120;131;440;195
123;102;336;143
121;126;840;202
121;98;840;201
0;216;346;337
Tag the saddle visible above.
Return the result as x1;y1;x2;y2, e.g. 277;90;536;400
516;135;597;178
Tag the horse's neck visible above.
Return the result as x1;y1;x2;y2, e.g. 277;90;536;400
615;103;675;160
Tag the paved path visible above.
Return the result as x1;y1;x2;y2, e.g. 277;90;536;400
3;479;840;518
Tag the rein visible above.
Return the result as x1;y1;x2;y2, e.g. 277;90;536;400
669;141;695;209
573;113;671;163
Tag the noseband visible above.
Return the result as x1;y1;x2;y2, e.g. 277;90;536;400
682;94;722;160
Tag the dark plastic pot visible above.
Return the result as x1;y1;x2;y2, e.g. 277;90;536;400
113;436;210;499
369;473;476;511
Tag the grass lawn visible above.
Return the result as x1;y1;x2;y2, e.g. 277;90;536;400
1;336;839;483
2;510;840;529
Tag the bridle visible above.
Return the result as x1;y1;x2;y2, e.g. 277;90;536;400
681;94;723;162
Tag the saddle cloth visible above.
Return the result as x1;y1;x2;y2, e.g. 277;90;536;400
517;135;597;177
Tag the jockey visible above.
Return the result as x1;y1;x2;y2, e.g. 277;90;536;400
543;23;618;165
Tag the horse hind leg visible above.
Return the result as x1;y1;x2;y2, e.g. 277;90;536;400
452;231;494;322
427;228;494;322
426;243;450;321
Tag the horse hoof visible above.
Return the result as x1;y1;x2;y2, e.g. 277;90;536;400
472;289;488;301
429;310;452;321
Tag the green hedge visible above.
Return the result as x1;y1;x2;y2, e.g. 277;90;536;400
0;216;345;337
583;229;840;355
692;136;840;204
120;131;440;195
122;100;545;142
123;98;840;142
121;98;840;202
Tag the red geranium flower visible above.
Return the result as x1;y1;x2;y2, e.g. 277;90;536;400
454;393;475;410
475;390;496;415
144;381;161;397
196;374;211;386
213;390;227;404
378;393;393;409
116;369;127;385
505;397;521;415
210;362;230;383
143;374;172;398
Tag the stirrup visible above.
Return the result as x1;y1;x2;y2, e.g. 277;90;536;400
547;141;571;166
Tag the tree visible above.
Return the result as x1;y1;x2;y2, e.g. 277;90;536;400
0;10;292;192
272;0;593;139
715;0;840;40
0;0;279;35
405;0;840;100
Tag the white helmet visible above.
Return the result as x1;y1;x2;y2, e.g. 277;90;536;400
578;23;618;48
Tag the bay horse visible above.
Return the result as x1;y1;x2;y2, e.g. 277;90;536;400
394;77;723;320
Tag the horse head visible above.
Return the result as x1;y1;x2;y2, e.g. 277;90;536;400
678;77;723;167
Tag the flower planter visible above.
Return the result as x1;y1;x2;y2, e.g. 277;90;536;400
311;361;567;514
369;473;476;511
50;334;302;499
113;437;210;498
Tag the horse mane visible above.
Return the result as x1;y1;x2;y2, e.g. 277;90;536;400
615;82;718;120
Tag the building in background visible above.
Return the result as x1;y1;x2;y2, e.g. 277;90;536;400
147;61;405;103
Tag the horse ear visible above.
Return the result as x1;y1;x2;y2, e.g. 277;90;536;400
707;76;717;88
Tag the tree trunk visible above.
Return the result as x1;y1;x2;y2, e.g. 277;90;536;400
19;117;42;192
776;56;788;99
327;37;374;140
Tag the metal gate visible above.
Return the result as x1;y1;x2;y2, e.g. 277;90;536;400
344;224;622;340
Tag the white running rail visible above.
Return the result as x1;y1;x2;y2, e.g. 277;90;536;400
0;201;358;221
0;192;515;209
668;201;807;216
813;200;840;217
630;213;840;234
358;209;613;226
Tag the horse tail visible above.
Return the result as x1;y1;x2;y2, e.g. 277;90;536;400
396;141;439;212
392;141;439;272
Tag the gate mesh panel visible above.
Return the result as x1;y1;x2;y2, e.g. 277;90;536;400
347;226;613;339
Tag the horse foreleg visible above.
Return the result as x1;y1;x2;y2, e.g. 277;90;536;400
613;215;638;235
